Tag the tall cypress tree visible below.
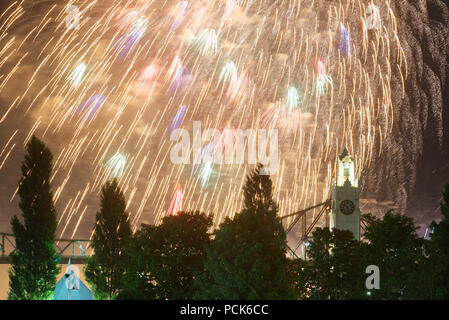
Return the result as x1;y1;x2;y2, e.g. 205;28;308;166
196;164;296;299
84;179;132;299
8;135;60;300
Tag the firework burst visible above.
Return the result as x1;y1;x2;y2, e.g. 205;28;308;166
0;0;406;239
105;153;127;179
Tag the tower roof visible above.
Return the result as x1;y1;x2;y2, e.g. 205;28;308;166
339;148;350;160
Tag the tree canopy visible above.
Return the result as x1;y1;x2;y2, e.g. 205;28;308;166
195;164;296;299
296;228;367;300
363;211;425;299
119;211;212;300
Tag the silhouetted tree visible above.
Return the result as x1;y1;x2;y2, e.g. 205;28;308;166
84;179;131;299
195;164;296;299
118;211;212;300
363;211;424;299
296;228;367;300
117;224;157;300
407;238;448;299
8;136;60;300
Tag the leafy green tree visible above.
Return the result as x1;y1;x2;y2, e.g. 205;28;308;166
363;211;424;299
8;136;60;300
118;211;212;300
84;179;132;299
296;228;367;300
152;211;212;299
195;164;296;299
407;238;448;299
117;224;158;300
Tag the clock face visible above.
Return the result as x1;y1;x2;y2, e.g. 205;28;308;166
339;200;355;215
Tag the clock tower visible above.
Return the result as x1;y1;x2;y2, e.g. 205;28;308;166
329;148;360;240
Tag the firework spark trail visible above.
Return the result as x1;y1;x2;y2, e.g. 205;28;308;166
0;0;406;240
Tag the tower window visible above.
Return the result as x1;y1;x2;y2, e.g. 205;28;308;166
344;163;350;177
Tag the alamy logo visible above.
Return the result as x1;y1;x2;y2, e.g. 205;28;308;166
365;265;380;290
169;121;279;175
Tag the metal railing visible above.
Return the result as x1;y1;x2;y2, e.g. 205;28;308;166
0;232;91;264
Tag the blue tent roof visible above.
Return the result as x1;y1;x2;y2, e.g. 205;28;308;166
53;262;93;300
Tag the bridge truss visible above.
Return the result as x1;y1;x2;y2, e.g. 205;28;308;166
281;200;369;259
281;200;332;259
0;232;91;264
